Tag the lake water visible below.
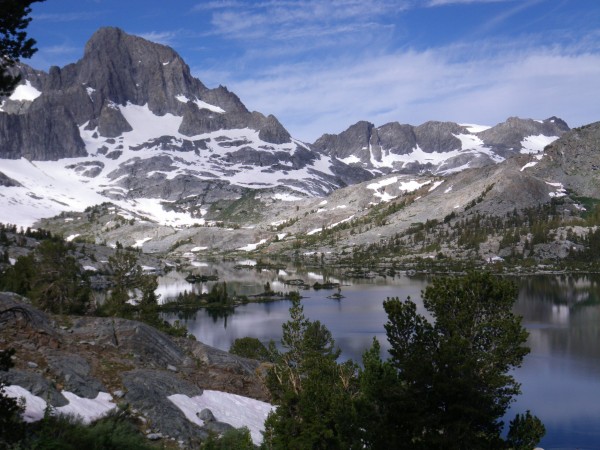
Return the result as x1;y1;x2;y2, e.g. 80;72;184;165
159;264;600;449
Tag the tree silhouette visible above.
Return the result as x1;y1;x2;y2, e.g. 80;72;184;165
0;0;44;96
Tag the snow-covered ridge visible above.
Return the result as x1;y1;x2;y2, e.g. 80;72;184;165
0;101;344;228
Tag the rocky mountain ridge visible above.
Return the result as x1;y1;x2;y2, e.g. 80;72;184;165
30;122;598;264
313;116;569;175
0;26;575;231
0;27;371;227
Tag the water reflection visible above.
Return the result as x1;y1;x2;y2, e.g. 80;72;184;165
159;266;600;449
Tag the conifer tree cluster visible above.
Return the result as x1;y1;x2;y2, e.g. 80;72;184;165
263;272;545;449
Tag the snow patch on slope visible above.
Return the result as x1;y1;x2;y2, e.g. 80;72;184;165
4;386;115;424
367;176;432;202
520;135;558;154
460;123;491;133
237;239;268;252
168;390;274;445
9;80;42;102
175;95;225;114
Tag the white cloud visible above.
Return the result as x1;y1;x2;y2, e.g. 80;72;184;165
33;11;103;22
137;31;178;45
211;42;600;141
427;0;515;6
205;0;403;42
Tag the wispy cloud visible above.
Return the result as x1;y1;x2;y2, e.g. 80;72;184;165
137;31;179;45
471;0;543;35
43;44;80;55
33;11;104;22
204;0;403;41
427;0;515;6
191;0;246;11
213;40;600;141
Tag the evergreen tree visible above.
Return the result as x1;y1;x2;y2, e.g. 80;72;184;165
0;348;25;449
506;410;546;450
0;0;44;96
29;239;90;314
356;338;408;450
263;299;360;449
103;249;144;316
0;253;35;295
0;240;89;314
378;272;543;449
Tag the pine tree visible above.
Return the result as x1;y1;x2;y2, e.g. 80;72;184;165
0;0;44;96
263;299;360;449
377;272;543;449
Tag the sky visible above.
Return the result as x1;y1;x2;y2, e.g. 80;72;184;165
23;0;600;142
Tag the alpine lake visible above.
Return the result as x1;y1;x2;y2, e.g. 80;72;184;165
156;260;600;450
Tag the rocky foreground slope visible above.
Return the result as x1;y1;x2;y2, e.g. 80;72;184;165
0;292;270;446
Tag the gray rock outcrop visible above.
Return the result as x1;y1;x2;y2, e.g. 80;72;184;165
0;292;270;445
531;121;600;198
97;102;133;137
122;369;207;444
0;171;22;187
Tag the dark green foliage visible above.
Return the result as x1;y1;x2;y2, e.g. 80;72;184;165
229;337;271;362
137;274;160;327
29;240;90;314
103;249;144;317
0;0;43;96
0;253;35;294
506;410;546;450
0;348;25;449
356;338;406;450
101;249;187;337
379;272;542;449
0;239;90;314
263;299;360;449
569;227;600;261
201;427;254;450
23;410;153;449
207;282;230;304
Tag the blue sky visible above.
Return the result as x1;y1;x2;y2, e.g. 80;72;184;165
25;0;600;141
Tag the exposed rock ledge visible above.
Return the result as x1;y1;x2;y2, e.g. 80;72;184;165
0;292;270;445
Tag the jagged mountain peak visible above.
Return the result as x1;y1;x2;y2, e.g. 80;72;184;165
313;116;569;175
75;26;206;116
0;28;376;227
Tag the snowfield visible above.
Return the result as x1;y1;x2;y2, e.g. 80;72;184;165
0;101;343;228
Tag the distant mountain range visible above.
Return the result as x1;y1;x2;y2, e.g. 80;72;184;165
0;27;589;240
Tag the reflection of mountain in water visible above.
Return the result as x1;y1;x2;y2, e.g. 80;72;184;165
515;274;600;362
